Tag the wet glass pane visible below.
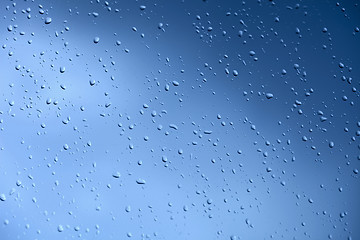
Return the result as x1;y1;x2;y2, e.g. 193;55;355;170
0;0;359;239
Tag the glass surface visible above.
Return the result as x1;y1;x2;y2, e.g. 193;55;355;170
0;0;359;239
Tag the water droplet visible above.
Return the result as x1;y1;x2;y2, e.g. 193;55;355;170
0;194;6;201
57;225;64;232
45;17;52;24
93;37;100;44
266;93;274;99
112;172;121;178
169;124;178;130
125;205;131;212
136;178;146;184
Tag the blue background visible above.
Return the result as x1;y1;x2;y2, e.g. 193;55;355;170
0;0;360;239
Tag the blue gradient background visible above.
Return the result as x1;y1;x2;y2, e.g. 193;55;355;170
0;0;359;239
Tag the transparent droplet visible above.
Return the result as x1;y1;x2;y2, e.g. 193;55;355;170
136;178;146;184
266;93;273;99
57;225;64;232
45;17;52;24
0;194;6;201
93;37;100;44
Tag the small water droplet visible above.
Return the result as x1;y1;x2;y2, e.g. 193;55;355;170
266;93;274;99
45;17;52;24
112;172;121;178
136;178;146;184
93;37;100;44
0;194;6;201
57;225;64;232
